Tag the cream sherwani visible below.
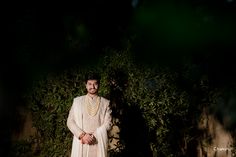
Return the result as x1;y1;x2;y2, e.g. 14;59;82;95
67;94;112;157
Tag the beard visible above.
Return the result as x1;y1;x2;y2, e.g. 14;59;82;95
88;88;98;94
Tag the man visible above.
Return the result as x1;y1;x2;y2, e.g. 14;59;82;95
67;72;112;157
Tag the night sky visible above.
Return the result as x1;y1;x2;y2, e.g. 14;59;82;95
1;0;236;156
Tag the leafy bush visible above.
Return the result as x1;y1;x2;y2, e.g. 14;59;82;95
25;69;87;157
12;48;200;157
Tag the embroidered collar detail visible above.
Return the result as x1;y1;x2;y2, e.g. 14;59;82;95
85;95;100;116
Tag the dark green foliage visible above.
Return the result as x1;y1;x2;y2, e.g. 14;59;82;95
11;50;190;156
24;69;87;157
10;138;34;157
11;49;236;156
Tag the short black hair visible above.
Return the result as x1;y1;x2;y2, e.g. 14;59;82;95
84;72;101;84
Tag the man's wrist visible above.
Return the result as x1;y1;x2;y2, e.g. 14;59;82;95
78;132;86;140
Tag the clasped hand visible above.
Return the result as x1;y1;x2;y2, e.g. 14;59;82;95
81;133;97;145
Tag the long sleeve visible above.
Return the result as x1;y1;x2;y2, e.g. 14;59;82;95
96;99;112;132
67;98;84;138
95;99;112;157
103;102;112;131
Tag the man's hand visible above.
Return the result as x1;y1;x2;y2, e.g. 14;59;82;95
81;133;97;145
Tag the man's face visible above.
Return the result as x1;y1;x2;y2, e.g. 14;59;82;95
86;80;99;95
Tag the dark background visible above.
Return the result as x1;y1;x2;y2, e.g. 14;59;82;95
1;0;236;156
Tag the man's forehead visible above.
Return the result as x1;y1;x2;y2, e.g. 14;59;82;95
87;80;98;83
